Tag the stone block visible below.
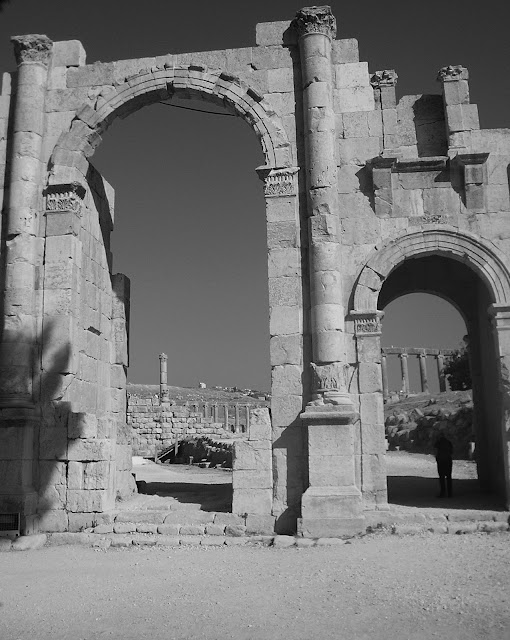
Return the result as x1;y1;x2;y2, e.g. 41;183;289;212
67;439;110;461
155;535;180;547
136;523;158;534
234;440;272;471
255;21;294;46
332;39;359;64
39;426;68;460
270;305;302;336
233;469;272;490
267;67;294;93
213;513;245;526
308;455;356;487
225;524;247;537
358;362;383;393
68;412;98;439
337;137;382;165
361;423;386;455
271;364;303;396
422;187;461;217
268;277;302;307
268;248;301;278
245;514;276;535
334;86;374;113
335;62;369;89
265;196;298;223
233;489;273;517
163;511;213;525
270;395;303;429
68;511;113;532
270;334;302;367
308;424;354;455
67;63;115;87
37;510;68;532
248;407;272;440
180;524;205;536
52;40;86;67
114;522;136;534
205;523;225;536
446;104;480;133
342;111;369;138
66;489;109;513
267;220;299;249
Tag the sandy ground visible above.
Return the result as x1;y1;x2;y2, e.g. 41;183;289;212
1;532;509;640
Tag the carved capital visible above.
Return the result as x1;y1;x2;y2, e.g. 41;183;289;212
437;65;469;83
310;362;348;394
293;6;337;39
11;34;53;66
370;69;398;88
44;183;85;216
159;353;168;361
256;166;299;198
352;310;384;336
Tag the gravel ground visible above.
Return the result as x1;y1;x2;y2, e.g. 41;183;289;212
1;532;509;640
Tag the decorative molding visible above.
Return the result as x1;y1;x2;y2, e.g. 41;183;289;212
437;65;469;83
352;311;384;336
44;183;86;216
292;6;337;39
256;166;299;198
11;34;53;65
370;69;398;88
409;214;448;226
310;362;348;394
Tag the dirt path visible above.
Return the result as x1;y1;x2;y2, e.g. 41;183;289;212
1;532;508;640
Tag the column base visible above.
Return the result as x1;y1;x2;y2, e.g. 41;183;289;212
298;486;365;538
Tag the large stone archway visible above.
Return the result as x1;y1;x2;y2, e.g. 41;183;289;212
351;229;510;510
1;5;510;537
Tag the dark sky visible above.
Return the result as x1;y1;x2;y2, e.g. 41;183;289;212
1;1;508;391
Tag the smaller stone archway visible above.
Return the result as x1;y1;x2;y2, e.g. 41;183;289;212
351;228;510;510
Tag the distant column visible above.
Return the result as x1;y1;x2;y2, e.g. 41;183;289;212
159;353;169;402
223;404;229;431
203;402;209;419
418;352;429;393
245;405;250;433
381;353;389;400
234;404;240;433
213;403;219;422
399;353;409;394
437;353;446;392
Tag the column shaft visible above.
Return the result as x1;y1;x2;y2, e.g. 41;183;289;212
400;354;409;394
381;353;389;400
437;354;446;392
159;353;169;402
419;353;429;393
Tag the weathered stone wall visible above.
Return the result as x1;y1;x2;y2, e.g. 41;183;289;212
128;396;255;457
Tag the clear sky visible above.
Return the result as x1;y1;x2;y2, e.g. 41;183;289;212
1;1;508;391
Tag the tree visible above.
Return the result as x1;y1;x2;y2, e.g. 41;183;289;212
444;344;472;390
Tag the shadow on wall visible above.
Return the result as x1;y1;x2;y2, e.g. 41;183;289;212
0;320;91;534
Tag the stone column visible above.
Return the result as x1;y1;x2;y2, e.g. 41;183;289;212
0;35;52;407
418;352;429;393
437;353;446;392
381;352;389;401
294;7;362;537
0;35;52;534
223;404;229;431
399;353;409;395
234;403;240;433
159;353;169;402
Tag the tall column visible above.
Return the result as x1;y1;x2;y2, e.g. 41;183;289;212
0;35;52;534
159;353;169;402
234;403;240;433
436;353;446;392
223;404;229;431
399;353;409;394
381;353;389;401
294;7;362;538
418;352;429;393
0;35;52;407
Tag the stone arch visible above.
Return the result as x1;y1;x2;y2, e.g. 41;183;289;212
352;228;510;312
49;64;293;178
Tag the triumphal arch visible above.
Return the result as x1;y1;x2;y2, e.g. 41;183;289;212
1;6;510;537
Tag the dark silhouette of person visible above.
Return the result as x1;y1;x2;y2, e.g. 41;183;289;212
434;433;453;498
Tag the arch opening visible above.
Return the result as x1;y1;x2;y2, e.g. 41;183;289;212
378;253;504;510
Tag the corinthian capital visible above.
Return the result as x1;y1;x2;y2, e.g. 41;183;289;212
11;34;53;65
293;6;337;39
370;69;398;88
437;65;469;82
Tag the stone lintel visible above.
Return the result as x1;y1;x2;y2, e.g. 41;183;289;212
456;152;490;166
381;347;454;357
437;65;469;83
352;310;384;337
396;157;448;173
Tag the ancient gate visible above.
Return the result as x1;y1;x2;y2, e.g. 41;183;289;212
1;6;509;537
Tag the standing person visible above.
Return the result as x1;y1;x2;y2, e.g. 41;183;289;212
434;432;453;498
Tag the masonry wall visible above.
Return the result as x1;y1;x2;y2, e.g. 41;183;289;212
128;396;257;457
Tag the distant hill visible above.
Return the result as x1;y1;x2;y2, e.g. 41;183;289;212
126;383;269;405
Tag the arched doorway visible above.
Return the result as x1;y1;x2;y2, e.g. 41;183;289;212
352;229;510;510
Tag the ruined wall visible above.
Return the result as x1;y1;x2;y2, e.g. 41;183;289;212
128;396;255;457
